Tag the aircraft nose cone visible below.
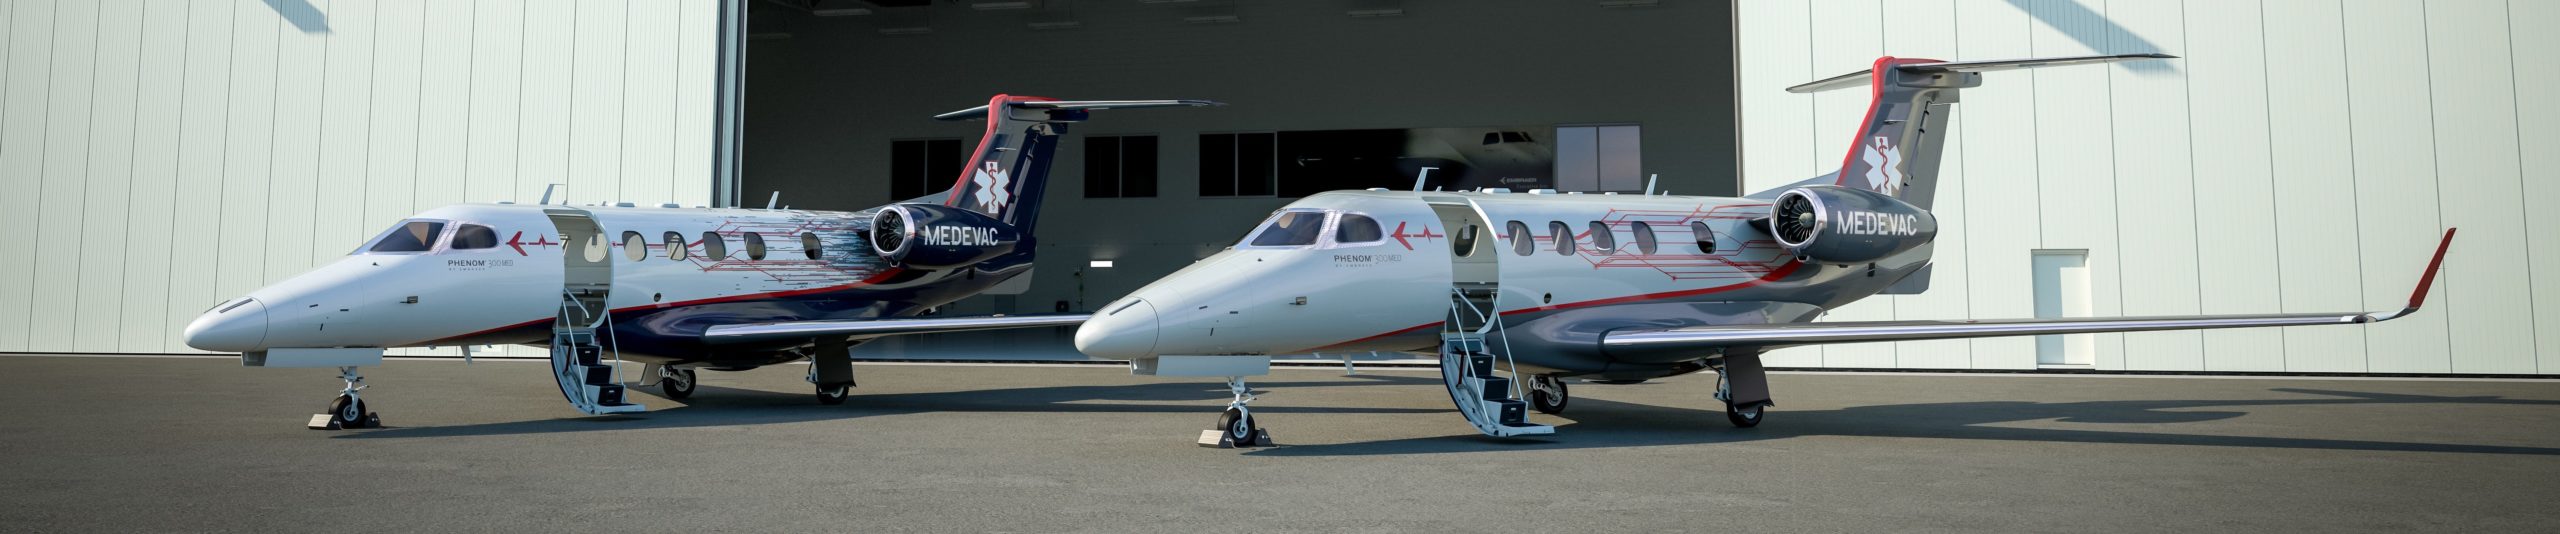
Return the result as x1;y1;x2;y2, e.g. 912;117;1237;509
184;298;269;352
1074;298;1159;359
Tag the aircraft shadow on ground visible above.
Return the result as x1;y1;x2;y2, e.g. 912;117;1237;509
336;373;1444;440
1244;387;2560;458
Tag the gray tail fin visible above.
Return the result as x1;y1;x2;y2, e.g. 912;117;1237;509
933;96;1220;236
1783;53;2173;210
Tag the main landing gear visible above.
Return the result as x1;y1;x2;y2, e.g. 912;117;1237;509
1529;375;1569;415
809;338;856;405
1713;363;1765;428
313;366;381;430
1204;377;1273;448
658;366;697;400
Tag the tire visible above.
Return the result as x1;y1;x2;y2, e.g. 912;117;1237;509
661;368;696;400
1530;376;1569;415
1218;407;1257;446
1726;402;1764;428
815;384;850;405
329;395;368;428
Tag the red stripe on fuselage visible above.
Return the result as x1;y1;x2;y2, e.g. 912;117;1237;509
1291;260;1805;353
401;267;909;347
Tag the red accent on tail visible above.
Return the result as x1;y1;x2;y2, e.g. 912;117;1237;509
942;94;1057;209
1831;56;1944;192
2406;228;2457;310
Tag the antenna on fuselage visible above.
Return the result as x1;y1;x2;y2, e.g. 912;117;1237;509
1412;167;1438;191
1644;174;1658;196
766;191;781;210
540;183;566;205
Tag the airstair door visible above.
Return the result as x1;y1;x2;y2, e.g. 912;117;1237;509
544;208;642;415
1427;197;1550;437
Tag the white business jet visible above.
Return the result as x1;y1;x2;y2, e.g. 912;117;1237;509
1072;54;2456;446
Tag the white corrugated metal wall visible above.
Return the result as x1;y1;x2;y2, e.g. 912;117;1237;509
1739;0;2556;374
0;0;724;354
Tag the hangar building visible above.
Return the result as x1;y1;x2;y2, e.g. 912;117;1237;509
1;0;2551;375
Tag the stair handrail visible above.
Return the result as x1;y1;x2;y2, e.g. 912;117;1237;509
1483;289;1525;402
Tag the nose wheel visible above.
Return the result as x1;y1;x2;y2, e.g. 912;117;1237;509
313;366;380;430
1202;377;1272;448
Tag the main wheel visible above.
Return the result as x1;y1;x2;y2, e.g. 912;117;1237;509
660;367;697;400
815;384;850;405
1217;406;1258;446
328;395;369;428
1726;402;1764;428
1529;376;1569;415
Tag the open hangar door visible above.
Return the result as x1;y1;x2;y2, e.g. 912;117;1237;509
737;0;1737;359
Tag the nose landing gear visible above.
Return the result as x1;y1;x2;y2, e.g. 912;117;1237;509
658;366;697;400
311;366;381;430
1202;377;1273;448
1529;375;1569;415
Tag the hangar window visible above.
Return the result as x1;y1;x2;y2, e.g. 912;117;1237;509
1550;221;1577;256
802;232;824;260
744;232;767;261
665;232;689;260
1084;136;1159;198
1245;211;1327;247
701;231;728;260
1587;221;1616;254
1555;125;1643;192
890;138;966;201
623;231;650;262
1632;221;1658;255
1199;132;1278;197
1507;221;1534;256
1690;221;1718;254
363;220;447;254
1333;214;1383;244
451;225;500;250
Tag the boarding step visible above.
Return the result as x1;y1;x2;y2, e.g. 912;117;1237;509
1438;349;1552;438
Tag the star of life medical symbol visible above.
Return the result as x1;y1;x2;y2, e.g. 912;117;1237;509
972;161;1012;214
1860;135;1904;196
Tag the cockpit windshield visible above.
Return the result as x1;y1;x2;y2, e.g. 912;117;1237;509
361;220;448;254
1245;211;1328;247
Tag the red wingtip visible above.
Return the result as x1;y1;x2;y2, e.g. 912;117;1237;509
2406;228;2456;310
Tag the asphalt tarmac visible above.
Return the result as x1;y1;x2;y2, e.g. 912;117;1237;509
4;354;2559;532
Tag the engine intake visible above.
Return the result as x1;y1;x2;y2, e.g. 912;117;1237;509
870;204;1021;269
1769;186;1936;263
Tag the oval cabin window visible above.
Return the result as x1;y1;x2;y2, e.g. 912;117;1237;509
1587;221;1616;254
1507;221;1535;256
1690;221;1718;254
622;231;649;262
744;232;767;261
801;232;824;260
664;232;689;260
1631;221;1658;255
700;231;728;260
1549;221;1576;256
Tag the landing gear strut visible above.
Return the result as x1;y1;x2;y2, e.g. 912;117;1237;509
315;366;380;430
1713;362;1765;428
809;337;856;406
1204;376;1271;448
1529;375;1569;415
659;366;697;400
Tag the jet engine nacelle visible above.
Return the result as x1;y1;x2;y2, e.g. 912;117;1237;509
870;204;1021;269
1768;185;1937;263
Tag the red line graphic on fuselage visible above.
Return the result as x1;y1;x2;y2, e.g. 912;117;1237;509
1389;221;1443;250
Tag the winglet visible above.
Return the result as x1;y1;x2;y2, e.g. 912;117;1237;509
2367;228;2456;322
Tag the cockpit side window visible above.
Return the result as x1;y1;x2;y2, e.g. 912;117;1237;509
1246;211;1328;247
1333;214;1384;244
363;220;447;254
450;224;499;250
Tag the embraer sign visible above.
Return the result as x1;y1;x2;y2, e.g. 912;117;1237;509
920;226;1000;247
1832;210;1924;237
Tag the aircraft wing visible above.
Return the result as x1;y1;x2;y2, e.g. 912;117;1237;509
700;314;1090;345
1605;229;2455;359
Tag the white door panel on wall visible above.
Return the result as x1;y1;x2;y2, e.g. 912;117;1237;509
2033;250;2093;367
0;0;723;354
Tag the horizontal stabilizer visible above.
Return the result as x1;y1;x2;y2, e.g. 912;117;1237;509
702;314;1091;345
934;99;1224;121
1787;53;2175;93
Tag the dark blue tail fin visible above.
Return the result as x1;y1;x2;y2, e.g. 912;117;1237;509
936;96;1219;236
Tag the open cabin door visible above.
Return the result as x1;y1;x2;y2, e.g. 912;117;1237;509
1425;196;1551;437
543;208;642;415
